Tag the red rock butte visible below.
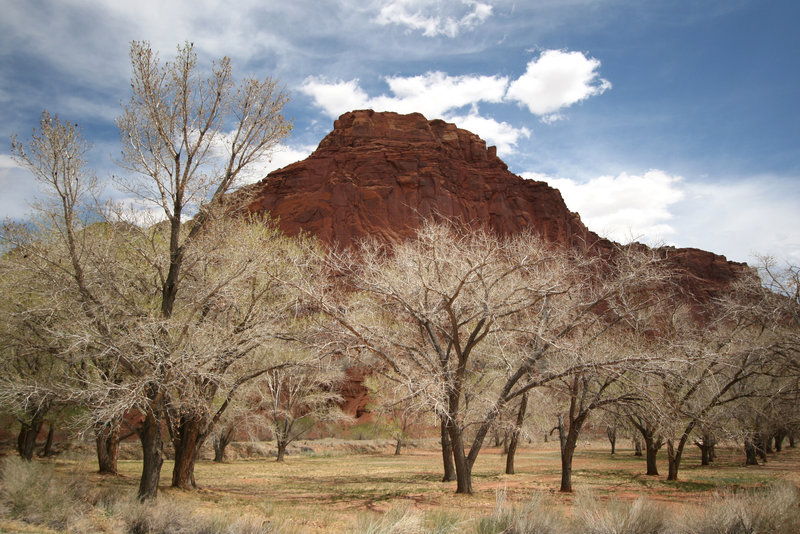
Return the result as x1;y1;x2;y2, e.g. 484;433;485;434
237;109;750;299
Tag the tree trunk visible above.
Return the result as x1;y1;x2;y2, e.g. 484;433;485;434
666;435;689;481
17;418;43;461
276;438;287;462
774;431;786;452
394;436;403;455
633;437;643;457
788;432;795;448
213;425;234;463
606;425;617;455
696;433;715;466
447;422;472;494
95;420;121;475
39;424;55;457
644;435;661;476
556;414;585;493
744;438;759;465
505;391;528;475
171;416;202;488
440;418;456;482
137;408;164;501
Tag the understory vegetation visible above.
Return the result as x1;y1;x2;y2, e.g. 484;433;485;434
2;442;799;533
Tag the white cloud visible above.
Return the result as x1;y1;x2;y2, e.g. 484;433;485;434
506;49;612;121
301;72;508;120
375;0;493;38
675;178;800;264
235;144;316;185
445;109;530;157
523;170;685;244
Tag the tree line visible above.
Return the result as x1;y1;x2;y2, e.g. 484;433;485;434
1;42;798;502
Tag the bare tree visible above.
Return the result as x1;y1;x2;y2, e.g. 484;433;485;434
298;221;669;494
109;40;292;499
253;354;350;462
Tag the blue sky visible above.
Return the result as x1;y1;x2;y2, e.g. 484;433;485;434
1;0;798;264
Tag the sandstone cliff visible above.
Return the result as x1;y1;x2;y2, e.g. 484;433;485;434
238;109;749;297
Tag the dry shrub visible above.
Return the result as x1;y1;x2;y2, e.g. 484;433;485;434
351;507;427;534
677;483;800;534
473;491;560;534
572;490;669;534
0;456;89;531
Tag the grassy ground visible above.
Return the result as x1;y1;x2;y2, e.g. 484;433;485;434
2;438;799;532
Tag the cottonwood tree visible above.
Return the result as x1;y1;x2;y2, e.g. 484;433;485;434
2;112;127;469
109;40;292;499
252;353;349;462
300;221;669;494
365;374;429;456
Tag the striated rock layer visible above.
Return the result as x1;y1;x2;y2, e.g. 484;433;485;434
238;110;750;297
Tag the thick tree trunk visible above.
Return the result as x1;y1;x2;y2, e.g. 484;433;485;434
137;409;164;501
447;422;472;494
17;418;43;461
644;435;661;476
213;425;234;463
505;391;528;475
276;438;288;462
744;438;759;465
171;416;202;488
788;432;795;448
440;419;456;482
555;413;585;493
95;420;121;475
696;433;715;466
774;431;786;452
666;435;689;481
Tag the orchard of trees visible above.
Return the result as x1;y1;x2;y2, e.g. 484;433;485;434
1;42;798;503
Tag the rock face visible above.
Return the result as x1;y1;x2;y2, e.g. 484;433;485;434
241;110;597;248
239;109;749;295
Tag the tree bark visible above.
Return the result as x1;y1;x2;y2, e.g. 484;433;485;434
276;438;287;462
394;436;403;456
505;391;528;475
440;418;456;482
666;433;690;481
606;425;617;455
556;413;586;493
213;425;234;463
39;424;55;457
137;408;164;501
696;433;715;466
17;418;43;461
774;431;786;452
171;416;202;488
633;437;643;457
744;438;759;465
95;420;121;475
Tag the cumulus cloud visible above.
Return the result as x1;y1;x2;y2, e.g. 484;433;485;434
506;49;612;121
523;170;685;244
375;0;493;37
301;72;508;120
446;109;530;157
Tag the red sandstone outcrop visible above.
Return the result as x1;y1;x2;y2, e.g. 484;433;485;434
242;110;599;248
238;110;749;296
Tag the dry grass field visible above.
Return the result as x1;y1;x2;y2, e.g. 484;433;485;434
2;438;799;533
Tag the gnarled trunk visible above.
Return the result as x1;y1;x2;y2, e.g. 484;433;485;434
17;417;43;461
276;437;288;462
744;438;759;465
171;416;202;488
440;418;456;482
213;424;234;463
137;408;164;501
95;419;121;475
447;422;472;494
555;413;586;493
